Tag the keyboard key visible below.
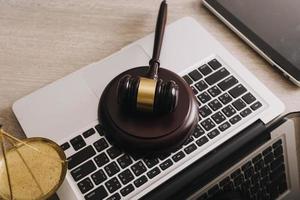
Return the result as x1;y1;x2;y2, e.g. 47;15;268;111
183;75;193;85
198;64;213;75
254;159;264;171
260;166;270;178
218;76;238;91
208;99;223;111
191;86;198;95
262;147;272;156
208;59;222;70
219;121;231;132
219;93;233;105
270;165;285;183
68;146;96;169
229;84;247;98
134;175;148;187
83;128;96;138
147;167;161;179
251;101;263;111
195;80;209;92
274;146;283;158
220;177;230;186
131;161;147;176
199;105;212;118
208;86;222;97
229;115;242;125
234;174;244;187
242;92;256;104
78;177;94;194
105;177;121;193
271;172;283;183
201;118;216;131
231;169;241;179
120;184;134;197
172;151;185;162
159;159;173;170
61;142;70;151
222;105;236;117
70;135;86;151
273;139;282;149
252;160;264;172
271;155;284;171
95;124;105;136
104;162;120;177
107;146;122;159
232;99;246;111
251;173;260;184
184;143;197;154
91;169;107;185
197;92;212;103
71;160;97;181
93;138;109;152
94;152;109;167
193;125;205;138
143;158;159;169
117;155;133;169
85;186;108;200
183;136;194;145
252;154;262;163
107;193;121;200
196;136;209;147
205;68;230;85
242;161;252;171
265;153;274;164
207;129;220;139
118;169;134;185
211;111;226;124
240;108;252;118
188;70;203;81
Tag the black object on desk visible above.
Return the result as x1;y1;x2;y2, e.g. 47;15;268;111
98;0;198;155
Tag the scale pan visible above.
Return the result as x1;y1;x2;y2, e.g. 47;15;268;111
0;136;67;200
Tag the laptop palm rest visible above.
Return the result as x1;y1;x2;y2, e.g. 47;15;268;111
13;45;150;142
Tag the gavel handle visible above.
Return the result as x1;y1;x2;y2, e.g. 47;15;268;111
148;0;167;80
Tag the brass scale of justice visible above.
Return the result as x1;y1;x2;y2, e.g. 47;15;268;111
0;125;68;200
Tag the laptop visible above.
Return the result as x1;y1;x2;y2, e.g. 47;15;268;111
142;113;300;200
12;17;285;199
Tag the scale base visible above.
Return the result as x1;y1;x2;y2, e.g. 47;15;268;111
98;67;198;155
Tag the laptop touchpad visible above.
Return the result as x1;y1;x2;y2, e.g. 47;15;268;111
81;45;150;98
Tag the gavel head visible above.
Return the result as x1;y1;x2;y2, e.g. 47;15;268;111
117;74;179;114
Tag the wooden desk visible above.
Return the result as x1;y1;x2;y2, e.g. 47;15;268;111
0;0;299;199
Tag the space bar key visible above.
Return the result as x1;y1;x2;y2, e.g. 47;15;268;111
205;68;230;85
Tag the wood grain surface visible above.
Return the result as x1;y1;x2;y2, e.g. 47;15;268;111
0;0;299;199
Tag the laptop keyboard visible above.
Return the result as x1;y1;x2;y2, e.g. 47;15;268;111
60;57;264;200
197;139;287;200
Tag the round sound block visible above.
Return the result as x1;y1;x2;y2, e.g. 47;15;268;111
98;67;198;155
